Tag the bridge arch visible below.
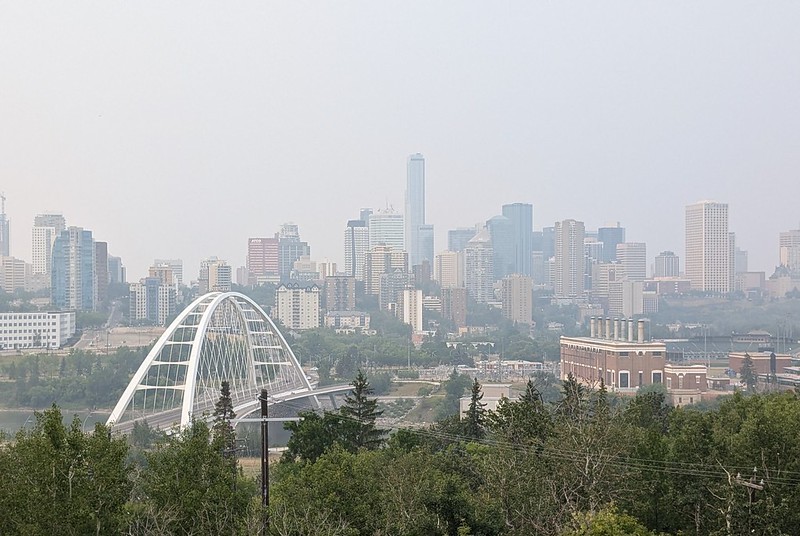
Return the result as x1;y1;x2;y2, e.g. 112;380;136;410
107;292;315;432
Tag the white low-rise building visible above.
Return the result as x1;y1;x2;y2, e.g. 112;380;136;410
0;311;76;349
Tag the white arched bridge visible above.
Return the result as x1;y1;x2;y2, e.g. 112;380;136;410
107;292;350;434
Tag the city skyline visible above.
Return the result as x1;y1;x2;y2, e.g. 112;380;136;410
2;3;800;278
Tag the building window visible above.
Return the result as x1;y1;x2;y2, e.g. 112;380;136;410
619;371;629;388
638;371;643;387
652;371;662;384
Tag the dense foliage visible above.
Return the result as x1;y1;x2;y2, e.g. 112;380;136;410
0;347;147;408
2;377;800;535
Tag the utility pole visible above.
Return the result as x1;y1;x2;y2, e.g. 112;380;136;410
259;389;269;535
736;468;764;534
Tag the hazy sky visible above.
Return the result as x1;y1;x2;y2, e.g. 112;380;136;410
2;2;799;280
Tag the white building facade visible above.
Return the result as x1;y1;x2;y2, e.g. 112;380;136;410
0;311;76;349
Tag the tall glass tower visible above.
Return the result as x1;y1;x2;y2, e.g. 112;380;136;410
501;202;533;276
405;153;433;267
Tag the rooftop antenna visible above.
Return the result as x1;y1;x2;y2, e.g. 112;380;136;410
0;193;5;216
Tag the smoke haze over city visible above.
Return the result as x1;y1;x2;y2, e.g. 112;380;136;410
2;2;799;278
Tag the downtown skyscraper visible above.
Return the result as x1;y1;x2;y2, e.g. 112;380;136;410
0;194;9;257
685;201;732;293
32;213;66;278
554;219;586;299
501;203;533;276
51;227;96;311
405;153;433;268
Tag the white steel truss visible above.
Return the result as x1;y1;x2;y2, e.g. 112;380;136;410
107;292;313;431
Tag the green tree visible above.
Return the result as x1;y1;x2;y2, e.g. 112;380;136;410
437;368;472;419
463;378;487;440
137;420;253;535
561;506;653;536
0;405;131;535
282;411;343;463
340;370;384;450
740;352;757;392
489;379;552;446
212;380;237;457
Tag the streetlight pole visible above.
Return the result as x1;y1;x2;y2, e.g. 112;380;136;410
259;389;269;535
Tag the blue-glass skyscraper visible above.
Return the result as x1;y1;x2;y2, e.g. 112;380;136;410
487;215;514;280
598;223;626;262
51;227;96;311
502;202;533;276
405;153;433;267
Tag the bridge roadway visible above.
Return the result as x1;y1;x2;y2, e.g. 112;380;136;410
109;383;353;435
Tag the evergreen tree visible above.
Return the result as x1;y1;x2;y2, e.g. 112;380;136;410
340;370;384;450
557;372;587;422
463;378;487;440
212;380;237;457
740;353;757;393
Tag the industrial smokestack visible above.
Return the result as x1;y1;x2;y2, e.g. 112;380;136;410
638;319;646;343
590;317;596;338
606;318;612;340
614;318;620;340
628;318;634;342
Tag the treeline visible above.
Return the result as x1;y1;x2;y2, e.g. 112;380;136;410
3;376;800;535
0;347;146;408
272;378;800;535
288;321;559;384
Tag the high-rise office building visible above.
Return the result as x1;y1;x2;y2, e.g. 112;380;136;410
654;251;680;278
542;226;556;260
108;256;126;284
416;224;434;269
616;242;647;282
405;153;433;267
435;250;464;289
779;228;800;275
0;195;9;257
598;223;625;263
502;203;533;276
448;228;477;253
734;246;748;274
369;209;404;251
153;259;183;287
486;215;514;280
464;228;494;303
149;264;175;286
130;277;176;326
344;219;369;281
501;274;533;325
685;201;731;293
277;224;311;280
379;269;407;311
364;245;408;296
199;257;231;293
51;227;96;311
94;241;109;304
32;213;66;277
554;219;586;299
0;256;27;293
247;237;279;284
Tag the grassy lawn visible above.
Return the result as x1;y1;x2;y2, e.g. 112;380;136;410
388;381;440;397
